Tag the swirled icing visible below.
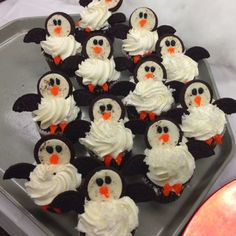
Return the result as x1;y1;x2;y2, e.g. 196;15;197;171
79;119;134;159
75;57;120;86
162;53;198;83
25;164;81;206
144;145;195;186
40;35;81;60
122;29;158;56
79;1;111;31
181;103;226;140
77;197;139;236
123;80;174;115
33;96;80;129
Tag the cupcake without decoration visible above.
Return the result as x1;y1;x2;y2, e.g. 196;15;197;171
24;12;82;74
155;34;210;83
124;117;214;202
50;163;156;235
110;7;176;64
3;135;82;211
168;80;236;146
64;95;134;168
13;72;83;136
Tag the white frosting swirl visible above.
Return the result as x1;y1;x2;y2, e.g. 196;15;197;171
123;29;158;56
33;96;80;130
79;119;134;159
79;1;111;31
162;53;199;83
77;197;139;236
144;145;195;186
123;80;174;115
75;57;120;86
40;35;82;60
25;164;81;206
181;103;226;140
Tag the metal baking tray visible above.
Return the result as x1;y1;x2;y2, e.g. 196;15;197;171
0;15;235;236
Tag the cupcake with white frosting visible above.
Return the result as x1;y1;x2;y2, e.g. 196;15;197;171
13;72;82;136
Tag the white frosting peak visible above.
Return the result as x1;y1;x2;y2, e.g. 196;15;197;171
181;103;226;140
25;164;81;206
79;119;134;159
144;145;195;186
79;1;111;31
75;57;120;86
123;29;158;56
33;96;80;130
41;35;81;60
77;197;139;236
123;80;174;115
162;53;199;83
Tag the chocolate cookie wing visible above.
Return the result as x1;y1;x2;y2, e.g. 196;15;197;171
50;190;85;213
108;13;126;25
64;120;91;143
110;81;136;96
3;163;35;180
185;46;210;62
73;89;97;106
213;98;236;114
108;23;130;39
60;55;84;75
125;120;147;135
114;57;134;72
13;94;41;112
165;81;185;103
23;28;47;44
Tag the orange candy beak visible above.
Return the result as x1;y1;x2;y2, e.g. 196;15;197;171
54;26;62;34
159;133;170;143
145;73;154;79
168;47;175;54
93;46;102;54
50;86;59;96
139;19;147;27
102;112;111;120
50;154;59;164
194;96;202;106
99;185;109;199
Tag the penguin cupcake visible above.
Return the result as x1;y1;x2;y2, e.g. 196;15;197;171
174;80;236;145
13;72;82;136
3;135;82;211
64;95;134;168
61;33;127;93
124;117;214;202
24;12;82;73
76;0;125;36
110;7;176;63
156;35;210;83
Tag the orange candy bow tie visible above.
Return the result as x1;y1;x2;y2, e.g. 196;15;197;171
163;183;183;197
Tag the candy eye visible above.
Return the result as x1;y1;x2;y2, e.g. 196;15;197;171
53;19;57;26
56;78;60;85
157;126;162;133
145;66;149;72
96;178;104;186
57;19;62;26
98;40;103;46
93;39;98;45
105;176;112;184
163;127;169;133
151;67;155;73
49;79;55;86
107;104;113;111
165;40;170;47
55;145;62;153
99;105;106;112
46;146;53;154
144;13;148;19
198;87;204;94
139;12;143;18
171;40;176;46
192;88;197;96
